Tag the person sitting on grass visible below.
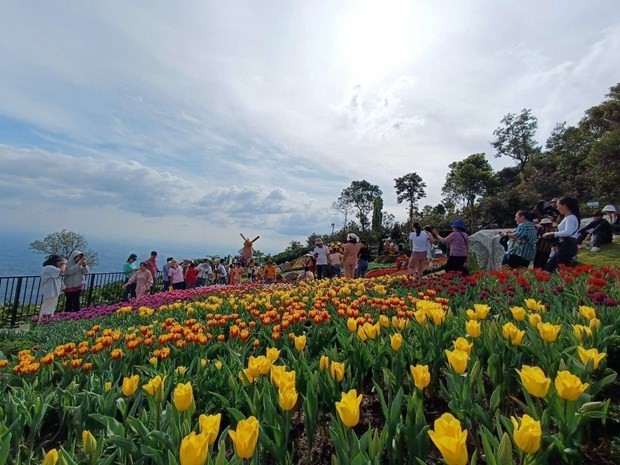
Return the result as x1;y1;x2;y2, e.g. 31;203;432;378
296;266;315;282
577;210;613;253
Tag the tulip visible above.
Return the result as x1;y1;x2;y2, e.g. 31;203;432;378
445;349;468;374
537;322;562;342
579;305;596;320
589;318;601;330
516;365;550;398
474;304;490;319
410;364;430;390
511;414;542;454
199;413;222;445
43;449;59;465
294;335;307;351
319;355;330;372
229;416;260;459
524;299;544;312
270;364;287;386
577;346;606;369
390;333;403;351
453;337;473;355
428;308;445;325
465;309;477;320
266;347;280;362
573;324;592;341
413;309;427;324
510;306;526;321
392;316;407;330
330;361;345;382
378;314;389;328
104;381;112;392
428;413;468;465
214;361;223;370
240;368;257;385
143;375;165;403
502;322;525;345
357;326;368;342
149;357;158;366
335;389;363;428
347;318;357;332
362;322;379;339
555;370;589;401
465;320;480;338
176;366;187;376
200;358;207;368
122;374;140;397
278;386;298;411
179;432;208;465
82;430;97;456
528;313;542;328
173;382;194;411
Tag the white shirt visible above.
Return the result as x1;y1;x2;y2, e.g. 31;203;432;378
313;246;330;265
409;231;430;252
197;263;212;278
555;215;580;239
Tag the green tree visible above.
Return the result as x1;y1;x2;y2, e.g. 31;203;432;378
442;153;495;229
331;196;355;228
492;108;540;174
29;229;99;268
394;172;427;224
587;130;620;201
340;180;383;232
371;197;384;234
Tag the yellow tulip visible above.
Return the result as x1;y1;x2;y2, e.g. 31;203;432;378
410;364;430;390
589;318;601;330
104;381;112;392
378;314;389;328
319;355;330;372
229;416;260;459
428;413;468;465
270;365;287;387
82;430;97;456
176;366;187;376
510;306;526;321
347;317;357;332
511;414;541;454
428;308;445;326
330;361;345;382
465;309;477;320
173;382;194;411
265;347;280;362
516;365;550;398
555;370;589;401
578;305;596;320
392;315;407;329
453;337;473;355
362;322;379;339
200;358;207;368
214;361;223;370
445;349;468;374
240;368;257;385
465;320;480;338
573;324;592;341
179;432;208;465
524;299;544;312
577;347;606;369
357;325;368;342
294;335;307;351
390;333;403;351
122;375;140;397
278;386;298;411
143;375;165;402
43;449;59;465
149;357;158;367
528;313;542;328
537;322;562;343
414;309;427;324
335;389;363;428
474;304;491;319
502;322;525;345
198;413;222;445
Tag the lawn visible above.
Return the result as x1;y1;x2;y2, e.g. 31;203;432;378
577;238;620;267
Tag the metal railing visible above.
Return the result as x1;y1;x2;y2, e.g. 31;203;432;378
0;272;161;327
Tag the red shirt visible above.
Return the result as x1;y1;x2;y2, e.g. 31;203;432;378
185;268;198;286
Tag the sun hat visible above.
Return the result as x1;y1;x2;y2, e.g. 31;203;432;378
347;233;359;242
315;238;323;245
602;205;617;213
540;218;553;225
450;219;466;230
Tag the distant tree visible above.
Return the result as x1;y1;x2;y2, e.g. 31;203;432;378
29;229;99;268
340;180;383;232
371;197;384;234
272;240;306;264
331;196;355;228
587;130;620;202
394;172;427;224
492;108;540;174
580;82;620;137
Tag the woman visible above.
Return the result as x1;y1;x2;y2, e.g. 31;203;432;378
533;218;555;269
39;255;66;319
167;259;185;290
63;250;89;312
432;220;469;274
408;222;430;279
122;254;138;300
343;233;362;278
543;197;580;272
356;241;371;278
329;247;342;277
123;262;154;298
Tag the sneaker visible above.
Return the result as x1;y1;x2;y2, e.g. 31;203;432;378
590;247;600;253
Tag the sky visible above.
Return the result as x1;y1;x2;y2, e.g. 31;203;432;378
1;0;619;256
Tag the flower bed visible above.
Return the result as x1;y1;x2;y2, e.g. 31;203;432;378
1;265;619;465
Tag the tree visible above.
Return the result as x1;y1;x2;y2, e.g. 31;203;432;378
394;172;427;224
587;130;620;202
339;180;383;232
371;197;383;234
492;109;540;174
29;229;99;268
331;196;355;228
442;153;495;229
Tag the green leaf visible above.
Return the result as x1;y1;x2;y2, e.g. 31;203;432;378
108;436;139;454
0;431;11;465
89;413;125;437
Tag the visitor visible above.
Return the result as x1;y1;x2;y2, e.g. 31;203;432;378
196;260;212;286
123;262;154;298
162;257;173;292
395;252;408;271
533;218;554;269
577;211;613;252
216;259;228;285
122;253;138;301
264;260;277;284
530;200;548;222
408;222;430;279
313;238;330;279
329;247;343;277
343;233;362;278
356;240;371;278
145;251;159;294
184;262;198;288
167;259;185;290
304;252;317;275
602;205;620;235
543;197;580;272
230;263;243;285
297;266;315;282
63;251;90;312
501;211;538;268
424;225;437;267
432;220;469;274
39;255;66;319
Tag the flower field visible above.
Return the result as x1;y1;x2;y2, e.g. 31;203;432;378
1;266;619;465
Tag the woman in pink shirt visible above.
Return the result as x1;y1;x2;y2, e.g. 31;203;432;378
123;262;154;298
343;233;362;278
432;219;469;274
167;259;185;290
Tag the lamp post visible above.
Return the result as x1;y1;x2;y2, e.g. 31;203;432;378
331;223;335;237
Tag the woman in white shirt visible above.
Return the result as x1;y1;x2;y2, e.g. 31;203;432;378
408;222;430;279
542;197;580;272
40;255;66;319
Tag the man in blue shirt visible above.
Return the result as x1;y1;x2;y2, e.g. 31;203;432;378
501;211;538;268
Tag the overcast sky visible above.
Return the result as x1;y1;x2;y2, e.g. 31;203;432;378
1;0;619;255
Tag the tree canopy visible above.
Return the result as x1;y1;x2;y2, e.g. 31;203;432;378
339;180;383;232
491;108;539;174
29;229;99;268
394;172;427;224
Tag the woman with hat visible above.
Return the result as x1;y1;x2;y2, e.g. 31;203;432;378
432;220;469;274
602;205;620;235
533;218;555;269
343;233;362;278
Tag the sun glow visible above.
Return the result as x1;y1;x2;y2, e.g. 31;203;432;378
339;0;419;84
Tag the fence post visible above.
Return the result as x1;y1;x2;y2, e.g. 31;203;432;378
86;274;96;308
10;277;23;327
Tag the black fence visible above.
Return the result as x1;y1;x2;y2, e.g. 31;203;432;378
0;272;161;328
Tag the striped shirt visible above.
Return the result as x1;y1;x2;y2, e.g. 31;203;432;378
507;221;538;262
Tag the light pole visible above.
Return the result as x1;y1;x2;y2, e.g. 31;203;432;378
331;223;335;237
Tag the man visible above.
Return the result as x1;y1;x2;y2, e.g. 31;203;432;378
501;210;538;268
313;238;330;279
216;259;228;285
577;211;613;252
162;257;173;291
196;260;212;286
145;251;159;293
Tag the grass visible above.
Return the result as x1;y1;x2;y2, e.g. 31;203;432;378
576;238;620;266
